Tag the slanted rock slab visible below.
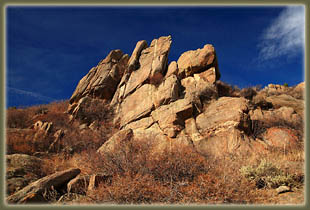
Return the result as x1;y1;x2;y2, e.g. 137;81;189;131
7;168;81;204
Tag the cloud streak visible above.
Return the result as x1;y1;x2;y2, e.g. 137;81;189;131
7;87;56;103
258;6;305;61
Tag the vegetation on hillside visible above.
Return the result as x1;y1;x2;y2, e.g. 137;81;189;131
5;85;305;205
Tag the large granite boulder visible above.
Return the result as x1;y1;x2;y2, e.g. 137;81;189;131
196;97;251;136
177;44;220;79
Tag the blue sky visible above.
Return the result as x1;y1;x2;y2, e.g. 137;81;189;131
6;5;305;107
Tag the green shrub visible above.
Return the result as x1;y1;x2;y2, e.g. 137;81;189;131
240;159;300;189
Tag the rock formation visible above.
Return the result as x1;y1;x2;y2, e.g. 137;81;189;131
65;35;304;158
6;35;305;204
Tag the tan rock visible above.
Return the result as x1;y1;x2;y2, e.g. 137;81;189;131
263;127;299;149
153;74;179;108
181;74;218;112
193;67;217;84
177;44;220;79
124;36;172;97
132;123;172;154
7;168;81;204
67;96;93;118
33;121;53;134
110;40;148;106
276;186;291;194
149;36;172;84
184;118;204;142
196;97;250;136
69;50;129;104
165;61;178;78
128;40;148;71
249;106;302;128
119;84;155;128
6;154;44;195
151;98;193;137
123;116;154;130
97;129;133;155
265;94;304;116
294;81;305;92
193;127;253;157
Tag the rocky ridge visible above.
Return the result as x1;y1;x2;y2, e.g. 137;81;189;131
67;35;304;157
6;36;304;204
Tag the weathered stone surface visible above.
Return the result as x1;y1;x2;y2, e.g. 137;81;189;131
69;50;129;104
153;74;179;108
97;129;134;155
123;116;154;130
265;94;304;116
267;84;288;92
249;106;302;128
33;121;53;134
124;36;172;97
132;124;175;154
263;127;298;149
7;168;81;204
196;97;250;136
110;40;148;107
165;61;178;78
149;36;172;84
181;73;218;113
184;118;204;142
7;154;43;174
67;96;93;119
177;44;220;79
294;81;305;92
151;98;193;137
128;40;148;71
193;127;253;157
119;84;155;128
6;155;43;196
193;67;218;84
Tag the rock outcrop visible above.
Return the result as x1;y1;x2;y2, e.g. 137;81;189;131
67;35;304;158
7;168;81;204
6;154;44;195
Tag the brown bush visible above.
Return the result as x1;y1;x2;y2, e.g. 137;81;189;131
6;108;32;129
240;87;257;100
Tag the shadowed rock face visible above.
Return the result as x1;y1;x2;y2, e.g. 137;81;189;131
69;50;129;105
68;35;304;158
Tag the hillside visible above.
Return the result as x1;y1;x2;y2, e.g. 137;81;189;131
5;36;305;205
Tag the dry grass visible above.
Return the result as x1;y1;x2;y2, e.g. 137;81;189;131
5;93;304;205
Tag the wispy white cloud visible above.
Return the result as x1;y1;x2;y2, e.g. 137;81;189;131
258;6;305;61
7;87;56;102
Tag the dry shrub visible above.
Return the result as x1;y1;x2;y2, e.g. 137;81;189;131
6;100;70;129
6;129;37;154
75;98;114;125
97;139;210;183
6;108;32;129
240;87;258;100
216;81;239;97
90;172;170;204
89;151;265;204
